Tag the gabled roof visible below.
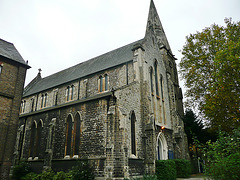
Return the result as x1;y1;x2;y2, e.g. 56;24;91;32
0;38;30;67
23;39;144;97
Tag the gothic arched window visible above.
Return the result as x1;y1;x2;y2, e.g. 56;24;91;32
99;76;103;92
104;74;108;91
73;113;81;157
99;74;109;92
66;85;74;101
160;74;164;99
44;94;47;107
71;85;74;100
29;120;43;160
35;120;43;158
66;86;70;101
150;67;154;94
131;111;136;155
65;115;73;157
40;94;47;108
29;122;37;158
31;98;35;112
21;100;26;113
154;61;159;97
0;64;2;75
41;94;44;108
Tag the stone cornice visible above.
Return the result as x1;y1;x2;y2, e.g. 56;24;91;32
19;91;113;118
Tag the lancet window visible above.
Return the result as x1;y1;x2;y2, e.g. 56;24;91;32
131;111;136;155
99;74;109;92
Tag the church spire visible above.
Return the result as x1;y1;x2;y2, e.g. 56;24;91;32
145;0;171;52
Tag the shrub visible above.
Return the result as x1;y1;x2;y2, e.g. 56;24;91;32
21;172;38;180
70;160;95;180
155;160;176;180
11;161;31;180
143;174;158;180
38;168;55;179
19;160;95;180
223;153;240;180
205;152;240;180
53;171;72;180
204;128;240;180
173;159;191;178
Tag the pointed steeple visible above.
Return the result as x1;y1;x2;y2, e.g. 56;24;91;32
145;0;171;52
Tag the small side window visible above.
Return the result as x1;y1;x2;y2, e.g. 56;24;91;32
20;100;26;113
0;64;3;75
98;74;109;93
66;85;74;101
40;93;48;108
31;98;35;112
99;76;103;92
104;74;108;91
71;85;74;100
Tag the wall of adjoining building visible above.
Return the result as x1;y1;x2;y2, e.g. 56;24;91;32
0;57;28;180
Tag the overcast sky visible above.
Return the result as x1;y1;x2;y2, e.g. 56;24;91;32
0;0;239;97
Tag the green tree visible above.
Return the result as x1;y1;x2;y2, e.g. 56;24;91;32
183;109;204;145
180;18;240;132
203;128;240;180
183;109;216;144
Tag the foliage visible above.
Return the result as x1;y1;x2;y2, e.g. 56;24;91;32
142;174;158;180
173;159;191;178
203;128;240;179
70;160;95;180
21;172;38;180
11;161;32;180
14;160;94;180
155;160;176;180
180;18;240;132
182;109;217;161
21;168;55;180
39;168;55;180
183;109;204;144
20;169;72;180
53;171;72;180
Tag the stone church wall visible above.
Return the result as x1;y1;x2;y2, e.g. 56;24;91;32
21;62;134;115
19;97;109;175
17;61;137;177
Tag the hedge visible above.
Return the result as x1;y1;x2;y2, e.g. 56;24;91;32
12;160;94;180
173;159;191;178
155;160;176;180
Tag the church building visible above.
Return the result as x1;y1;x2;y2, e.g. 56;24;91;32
15;0;189;179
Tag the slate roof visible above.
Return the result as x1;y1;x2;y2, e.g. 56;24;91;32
0;38;29;67
23;39;144;97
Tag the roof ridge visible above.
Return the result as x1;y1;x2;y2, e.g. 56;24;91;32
0;38;14;45
23;38;144;97
0;38;30;68
39;38;144;82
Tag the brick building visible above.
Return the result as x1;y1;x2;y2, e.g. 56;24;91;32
15;1;189;179
0;39;30;179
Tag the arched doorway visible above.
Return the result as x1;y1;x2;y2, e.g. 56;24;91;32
156;132;168;160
